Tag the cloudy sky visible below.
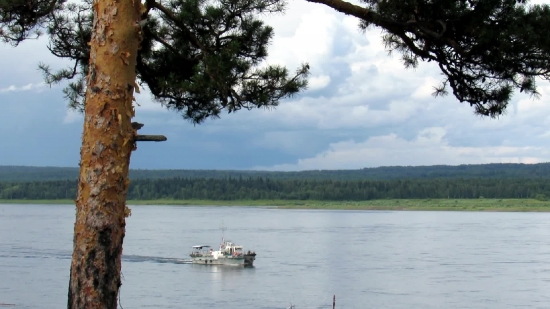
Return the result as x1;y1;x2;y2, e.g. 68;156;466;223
1;0;550;171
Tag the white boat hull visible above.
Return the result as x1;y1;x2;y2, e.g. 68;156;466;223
191;256;249;266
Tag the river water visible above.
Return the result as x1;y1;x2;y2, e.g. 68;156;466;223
1;204;550;309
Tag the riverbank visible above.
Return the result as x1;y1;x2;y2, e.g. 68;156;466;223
1;198;550;211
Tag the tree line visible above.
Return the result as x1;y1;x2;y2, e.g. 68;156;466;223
3;177;550;201
3;162;550;182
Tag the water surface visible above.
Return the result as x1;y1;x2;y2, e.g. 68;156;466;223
1;204;550;308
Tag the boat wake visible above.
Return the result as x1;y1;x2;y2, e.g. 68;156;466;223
3;247;193;264
122;254;193;264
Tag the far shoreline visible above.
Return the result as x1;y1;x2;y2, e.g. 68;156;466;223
1;198;550;212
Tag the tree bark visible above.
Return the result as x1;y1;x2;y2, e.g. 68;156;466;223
67;0;143;306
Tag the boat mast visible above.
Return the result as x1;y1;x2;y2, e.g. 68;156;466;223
220;221;226;244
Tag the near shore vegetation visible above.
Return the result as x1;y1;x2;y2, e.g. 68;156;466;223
3;164;550;211
2;198;550;212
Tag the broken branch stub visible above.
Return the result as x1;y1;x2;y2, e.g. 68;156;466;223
135;134;167;142
131;122;167;142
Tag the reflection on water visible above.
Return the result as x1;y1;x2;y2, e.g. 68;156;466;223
191;264;255;272
190;263;256;281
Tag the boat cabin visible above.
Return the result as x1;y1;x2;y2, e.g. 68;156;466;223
190;245;213;257
220;240;244;256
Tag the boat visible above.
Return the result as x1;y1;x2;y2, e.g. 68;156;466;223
189;237;256;267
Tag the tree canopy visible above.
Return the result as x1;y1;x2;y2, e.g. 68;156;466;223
4;0;550;118
0;0;59;44
1;0;310;122
4;163;550;182
307;0;550;117
3;176;550;200
37;0;310;123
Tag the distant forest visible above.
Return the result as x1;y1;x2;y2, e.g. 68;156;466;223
2;163;550;181
1;163;550;200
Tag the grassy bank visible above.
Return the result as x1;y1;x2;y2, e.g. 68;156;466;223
1;198;550;211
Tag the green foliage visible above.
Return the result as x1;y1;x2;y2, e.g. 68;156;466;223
0;180;76;199
4;198;550;212
3;163;550;182
311;0;550;116
3;176;550;201
38;0;309;123
374;0;550;114
6;0;550;118
0;0;62;44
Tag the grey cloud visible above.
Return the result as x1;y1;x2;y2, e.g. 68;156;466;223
0;90;81;166
4;1;550;171
302;60;352;99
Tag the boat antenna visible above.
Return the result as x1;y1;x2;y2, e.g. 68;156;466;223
220;221;226;243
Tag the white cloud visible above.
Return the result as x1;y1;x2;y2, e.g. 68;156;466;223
0;82;45;93
63;109;82;124
267;7;339;69
133;88;169;113
257;127;550;171
411;76;441;99
307;75;331;91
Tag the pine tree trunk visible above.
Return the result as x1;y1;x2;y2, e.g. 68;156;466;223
67;0;143;306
